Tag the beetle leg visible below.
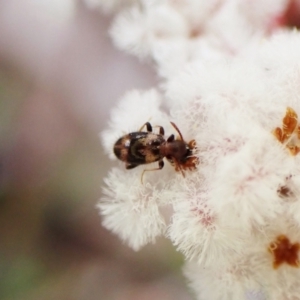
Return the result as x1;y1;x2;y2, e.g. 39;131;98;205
158;160;164;169
126;163;138;169
139;122;152;132
140;160;164;184
167;134;175;142
158;126;164;135
152;126;164;135
173;159;186;177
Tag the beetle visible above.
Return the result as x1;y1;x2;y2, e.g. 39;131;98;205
113;121;198;182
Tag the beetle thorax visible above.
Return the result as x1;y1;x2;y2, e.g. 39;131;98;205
161;140;188;162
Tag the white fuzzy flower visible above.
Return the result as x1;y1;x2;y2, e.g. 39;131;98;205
183;260;265;300
98;2;300;298
110;4;189;60
99;167;169;250
168;173;248;267
184;217;300;299
108;0;290;78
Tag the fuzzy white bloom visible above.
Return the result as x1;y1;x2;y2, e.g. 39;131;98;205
184;217;300;300
98;1;300;299
99;168;169;250
109;0;289;78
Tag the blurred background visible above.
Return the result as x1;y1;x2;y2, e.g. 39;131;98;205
0;1;193;299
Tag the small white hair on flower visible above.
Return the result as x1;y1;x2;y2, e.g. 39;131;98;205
99;167;169;250
101;89;169;159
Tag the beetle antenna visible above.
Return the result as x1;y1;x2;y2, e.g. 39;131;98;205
170;122;184;141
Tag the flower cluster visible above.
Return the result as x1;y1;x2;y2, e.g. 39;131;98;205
108;0;289;78
96;1;300;299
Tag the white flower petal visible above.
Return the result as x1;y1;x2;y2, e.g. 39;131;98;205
99;168;167;250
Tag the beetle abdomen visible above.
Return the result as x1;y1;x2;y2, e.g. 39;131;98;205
113;132;164;166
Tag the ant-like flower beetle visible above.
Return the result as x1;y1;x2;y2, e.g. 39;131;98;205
113;121;198;182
